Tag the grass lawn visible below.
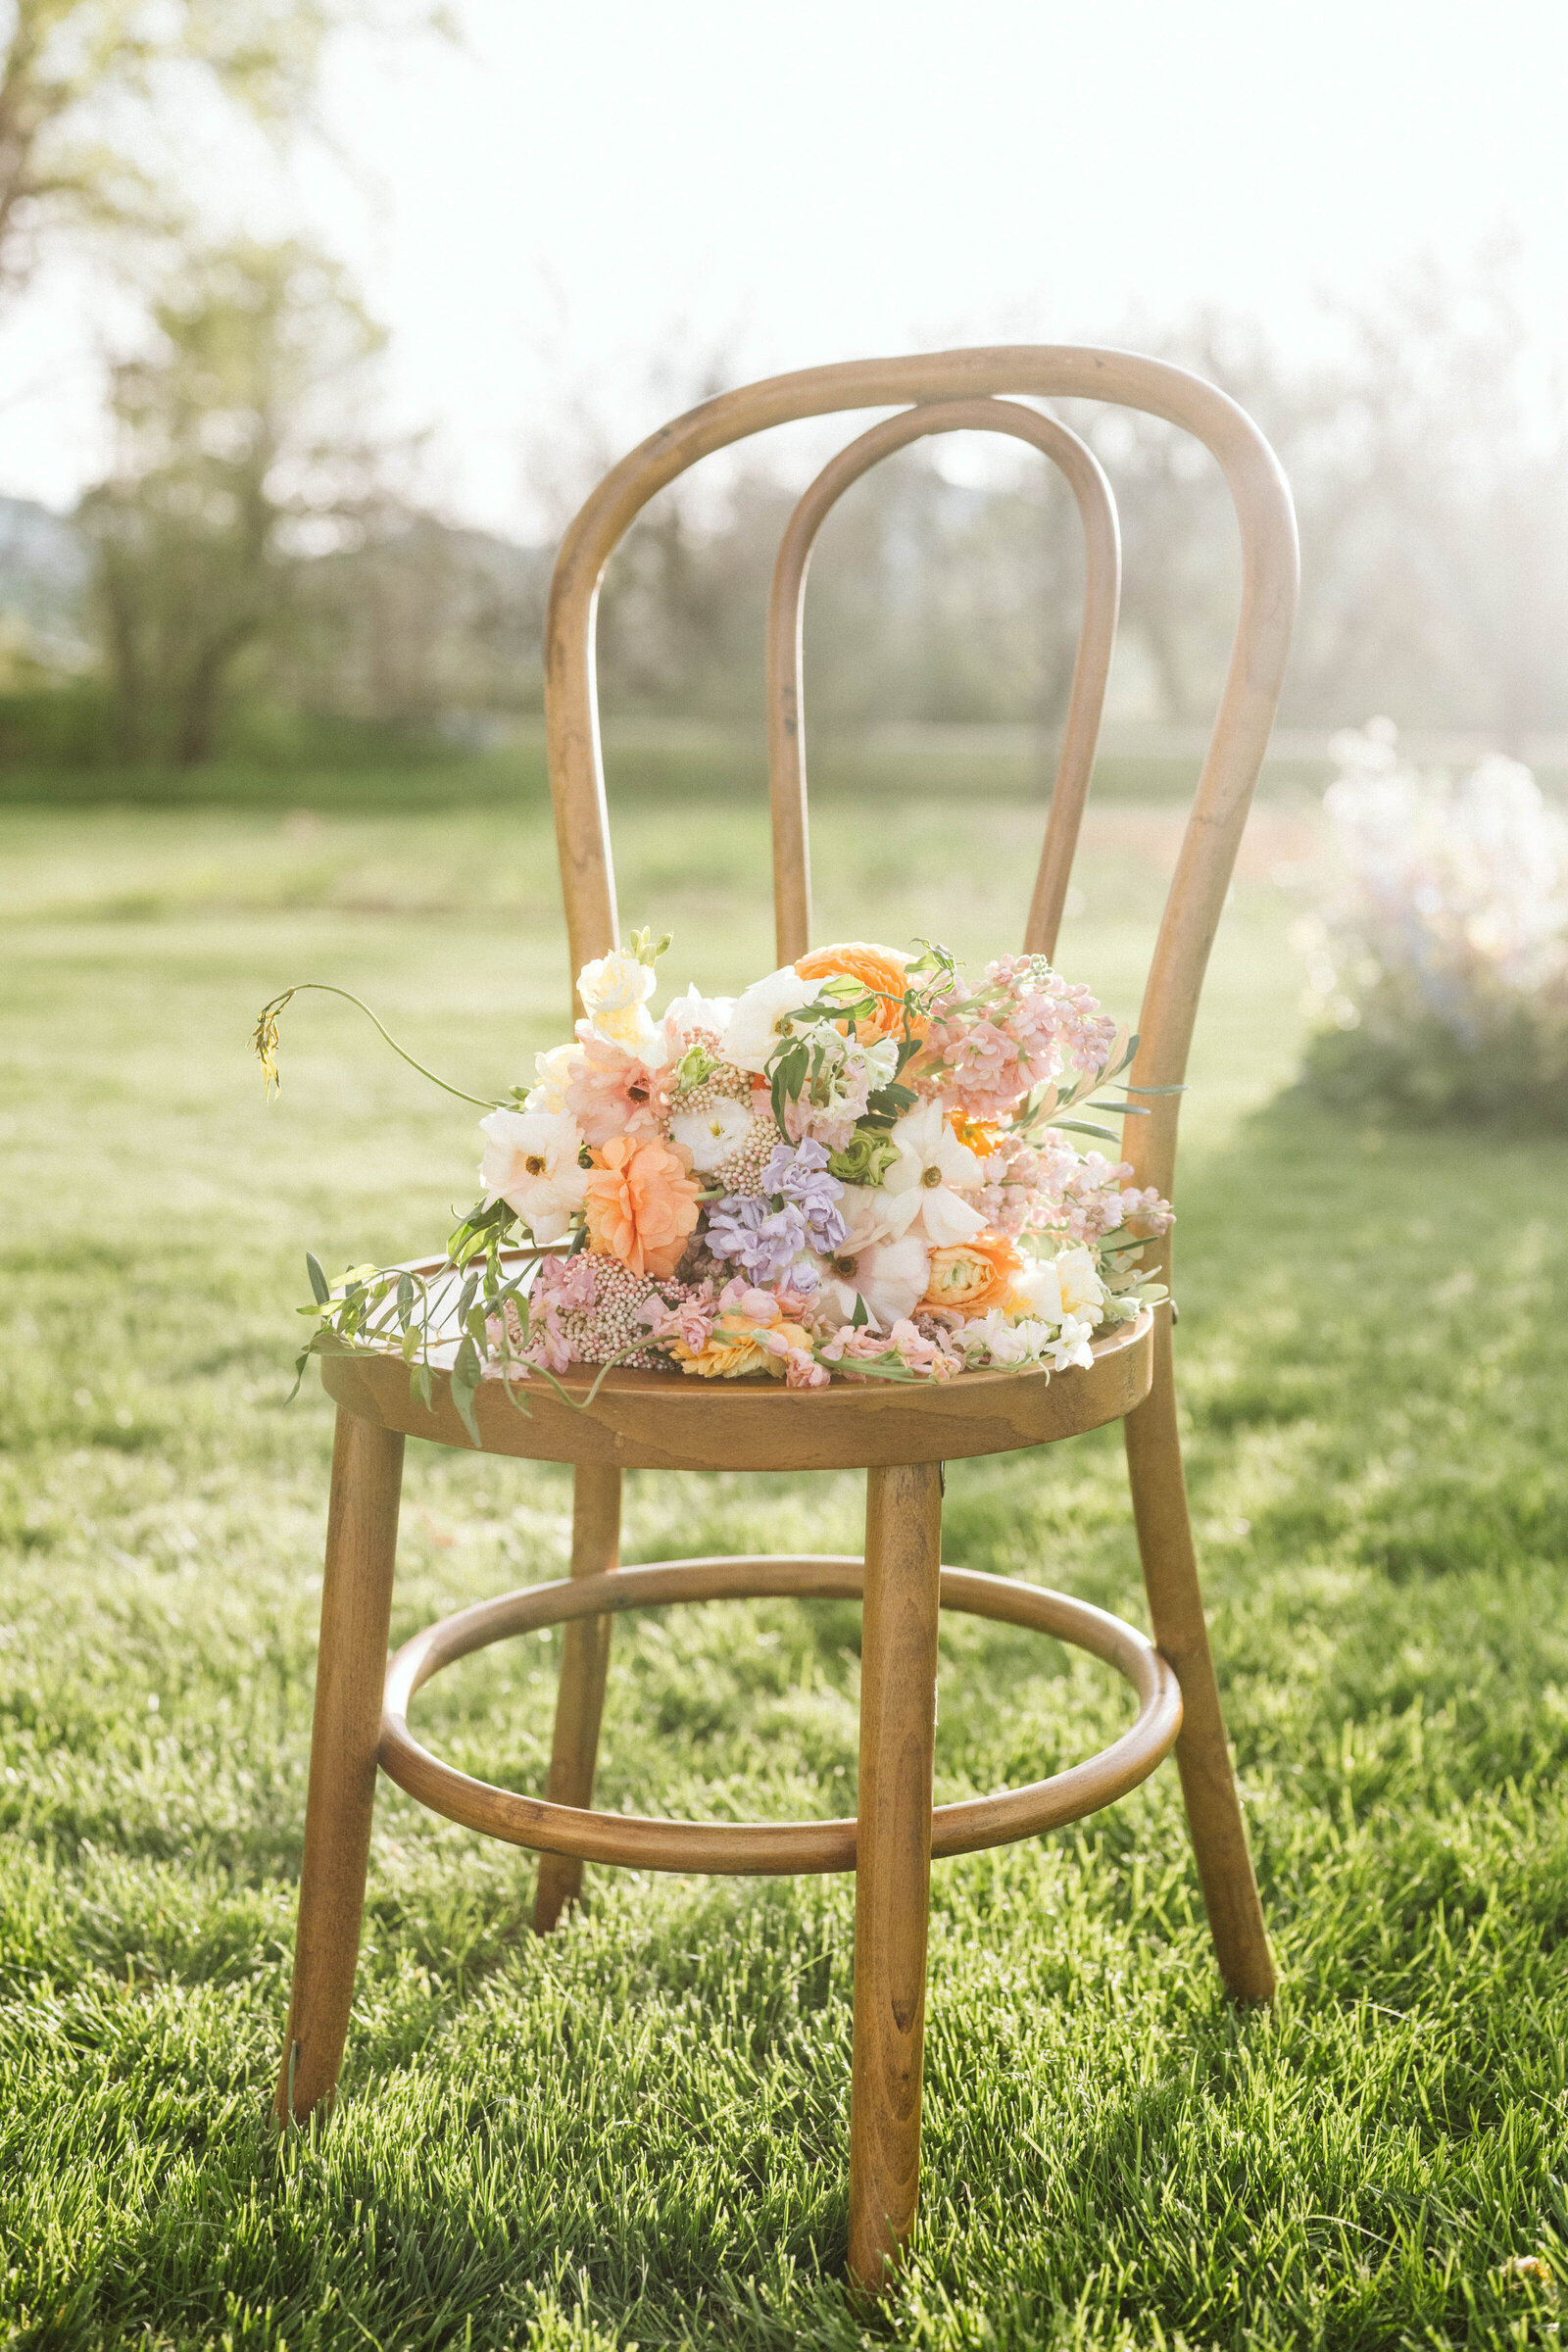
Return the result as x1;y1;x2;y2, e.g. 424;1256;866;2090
2;795;1566;2351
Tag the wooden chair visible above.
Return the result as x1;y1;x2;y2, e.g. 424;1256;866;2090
273;347;1298;2293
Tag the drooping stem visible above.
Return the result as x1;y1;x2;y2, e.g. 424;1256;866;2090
252;984;502;1108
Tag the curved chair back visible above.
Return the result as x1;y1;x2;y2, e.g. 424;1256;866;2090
545;346;1298;1215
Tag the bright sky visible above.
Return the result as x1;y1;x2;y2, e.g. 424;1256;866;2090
4;0;1566;530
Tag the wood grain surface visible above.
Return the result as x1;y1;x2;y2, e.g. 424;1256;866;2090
847;1463;944;2289
320;1308;1153;1472
274;1410;404;2122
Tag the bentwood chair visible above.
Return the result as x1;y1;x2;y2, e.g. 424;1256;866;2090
274;347;1298;2292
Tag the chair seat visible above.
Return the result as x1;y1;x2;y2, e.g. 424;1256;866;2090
320;1304;1154;1471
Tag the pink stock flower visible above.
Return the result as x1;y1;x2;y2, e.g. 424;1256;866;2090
785;1347;830;1388
637;1293;715;1352
918;957;1119;1119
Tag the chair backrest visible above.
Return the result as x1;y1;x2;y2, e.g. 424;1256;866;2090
545;346;1298;1211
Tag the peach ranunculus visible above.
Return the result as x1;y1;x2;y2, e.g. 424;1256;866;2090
582;1136;701;1277
920;1231;1024;1315
672;1284;815;1379
794;941;917;1044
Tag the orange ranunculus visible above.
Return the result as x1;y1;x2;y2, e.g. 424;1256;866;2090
949;1111;1002;1157
794;941;919;1044
582;1136;701;1277
920;1231;1023;1314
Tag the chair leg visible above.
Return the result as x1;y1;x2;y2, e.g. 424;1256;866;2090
1124;1315;1275;2002
848;1460;943;2292
274;1409;404;2123
533;1464;623;1934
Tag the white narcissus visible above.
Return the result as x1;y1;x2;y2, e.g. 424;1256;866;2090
668;1098;755;1172
882;1100;988;1245
478;1107;589;1244
720;967;819;1075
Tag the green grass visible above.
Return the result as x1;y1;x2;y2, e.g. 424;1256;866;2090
2;798;1566;2351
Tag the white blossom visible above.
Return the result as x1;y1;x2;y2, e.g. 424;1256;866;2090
576;950;660;1051
478;1106;588;1243
720;967;819;1074
883;1100;988;1245
669;1097;756;1172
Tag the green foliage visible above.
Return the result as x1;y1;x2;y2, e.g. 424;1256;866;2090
0;1;444;300
1301;1006;1568;1131
0;680;468;776
78;235;386;765
3;803;1567;2347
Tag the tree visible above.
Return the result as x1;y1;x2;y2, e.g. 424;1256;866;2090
0;0;443;304
77;235;384;762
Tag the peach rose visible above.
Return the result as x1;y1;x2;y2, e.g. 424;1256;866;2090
795;941;918;1043
582;1136;701;1277
920;1231;1023;1314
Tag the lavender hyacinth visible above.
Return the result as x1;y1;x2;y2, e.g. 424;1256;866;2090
760;1138;848;1252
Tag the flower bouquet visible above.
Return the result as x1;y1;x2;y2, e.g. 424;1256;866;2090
257;935;1172;1440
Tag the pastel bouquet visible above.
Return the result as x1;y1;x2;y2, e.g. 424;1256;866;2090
257;935;1172;1437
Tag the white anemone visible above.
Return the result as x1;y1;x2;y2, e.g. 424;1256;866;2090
720;967;819;1075
478;1106;588;1244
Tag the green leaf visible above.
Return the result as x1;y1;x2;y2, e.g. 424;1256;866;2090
305;1251;330;1304
450;1335;482;1446
1050;1118;1123;1141
850;1293;868;1328
396;1273;414;1328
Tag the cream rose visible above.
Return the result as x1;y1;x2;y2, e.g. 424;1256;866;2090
576;950;660;1051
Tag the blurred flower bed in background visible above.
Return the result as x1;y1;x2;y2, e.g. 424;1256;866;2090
1298;720;1568;1126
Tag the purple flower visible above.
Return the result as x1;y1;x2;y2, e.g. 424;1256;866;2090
760;1137;848;1252
706;1196;812;1286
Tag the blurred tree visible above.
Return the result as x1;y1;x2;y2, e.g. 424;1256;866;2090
0;0;444;303
77;235;384;761
550;264;1568;746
